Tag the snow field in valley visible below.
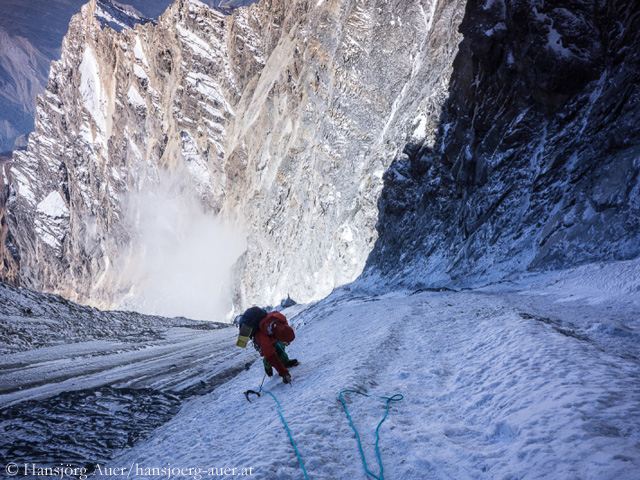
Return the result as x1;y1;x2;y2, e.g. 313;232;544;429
106;261;640;480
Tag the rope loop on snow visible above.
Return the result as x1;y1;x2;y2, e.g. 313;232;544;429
338;389;404;480
255;386;402;480
263;389;310;480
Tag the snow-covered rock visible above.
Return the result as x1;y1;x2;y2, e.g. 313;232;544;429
364;0;640;291
0;0;254;151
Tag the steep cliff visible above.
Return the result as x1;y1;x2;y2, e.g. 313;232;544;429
7;0;466;316
6;0;640;317
1;152;19;286
365;0;640;289
0;0;253;152
7;0;243;318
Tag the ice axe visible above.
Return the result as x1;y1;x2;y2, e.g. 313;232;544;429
244;389;261;402
244;373;267;403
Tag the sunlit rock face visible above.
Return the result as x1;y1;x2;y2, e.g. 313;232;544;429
0;0;162;152
365;0;640;290
6;0;466;315
7;0;248;318
0;0;255;152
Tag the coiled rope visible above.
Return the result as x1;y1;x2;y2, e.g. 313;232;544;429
338;390;404;480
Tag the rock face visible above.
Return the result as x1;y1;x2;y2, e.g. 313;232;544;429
5;0;640;316
0;0;253;152
1;153;19;286
363;0;640;289
6;0;466;315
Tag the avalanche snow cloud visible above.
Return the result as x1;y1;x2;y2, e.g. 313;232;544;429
116;175;246;321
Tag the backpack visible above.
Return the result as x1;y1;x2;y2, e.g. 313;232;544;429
236;306;268;348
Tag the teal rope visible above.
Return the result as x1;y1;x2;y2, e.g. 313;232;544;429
263;389;310;480
339;390;404;480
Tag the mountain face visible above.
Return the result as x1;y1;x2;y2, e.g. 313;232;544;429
0;152;19;286
0;29;50;153
5;0;466;316
3;0;640;317
0;0;140;152
0;0;255;152
364;0;640;290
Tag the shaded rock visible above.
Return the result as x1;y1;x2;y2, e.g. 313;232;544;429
365;0;640;289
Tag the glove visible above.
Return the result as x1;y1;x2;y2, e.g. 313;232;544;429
264;362;274;377
283;375;292;384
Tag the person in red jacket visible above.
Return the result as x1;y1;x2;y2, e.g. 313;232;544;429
252;310;298;383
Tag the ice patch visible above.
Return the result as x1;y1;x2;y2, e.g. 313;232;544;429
341;225;354;242
37;191;67;219
411;113;428;142
133;36;149;67
548;25;573;58
79;46;108;133
133;64;148;80
127;86;146;110
35;191;69;251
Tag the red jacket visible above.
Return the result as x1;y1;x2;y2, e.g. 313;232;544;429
254;311;295;378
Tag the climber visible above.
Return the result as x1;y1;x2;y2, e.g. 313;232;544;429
236;307;299;384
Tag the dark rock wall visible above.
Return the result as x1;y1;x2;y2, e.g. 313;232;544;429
365;0;640;288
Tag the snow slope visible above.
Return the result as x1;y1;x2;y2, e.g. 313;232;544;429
100;259;640;479
0;282;256;468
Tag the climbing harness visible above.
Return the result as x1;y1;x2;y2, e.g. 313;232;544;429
263;389;310;480
339;389;404;480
